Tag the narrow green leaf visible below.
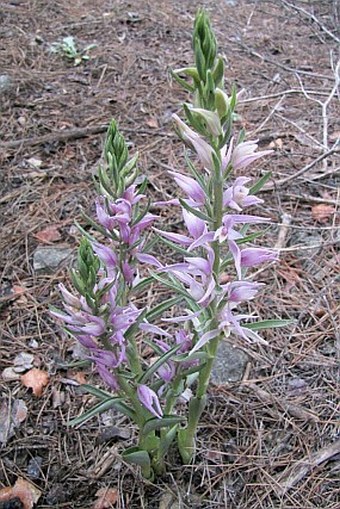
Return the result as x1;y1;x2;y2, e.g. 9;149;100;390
236;229;268;245
131;276;154;293
185;153;208;191
122;447;151;469
80;384;114;400
173;350;209;363
158;236;196;258
243;319;294;331
250;172;272;194
146;296;181;322
194;37;206;81
180;361;207;377
79;385;137;420
138;342;183;384
170;70;195;92
69;398;119;426
179;198;212;223
142;415;185;436
131;199;151;227
212;57;224;87
159;424;178;457
149;271;196;303
142;338;166;356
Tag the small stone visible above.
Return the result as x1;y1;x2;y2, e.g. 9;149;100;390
27;456;43;479
45;484;68;505
2;367;21;381
98;426;131;443
33;247;73;274
288;378;306;390
211;341;249;384
27;157;42;168
70;341;88;360
159;493;180;509
28;339;39;349
13;352;34;373
0;74;12;94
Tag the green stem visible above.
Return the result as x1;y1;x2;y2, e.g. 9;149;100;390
178;149;224;463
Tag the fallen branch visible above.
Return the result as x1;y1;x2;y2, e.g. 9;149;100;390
245;383;319;422
275;212;292;250
275;438;340;494
262;145;340;191
280;0;340;45
0;124;172;150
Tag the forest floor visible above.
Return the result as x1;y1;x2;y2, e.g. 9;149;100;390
0;0;339;508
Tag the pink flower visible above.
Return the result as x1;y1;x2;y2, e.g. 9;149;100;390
231;140;273;171
172;114;215;170
137;385;163;419
154;209;208;249
223;177;263;211
240;248;278;268
169;171;205;206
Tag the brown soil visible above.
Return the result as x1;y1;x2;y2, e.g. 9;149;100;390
0;0;339;508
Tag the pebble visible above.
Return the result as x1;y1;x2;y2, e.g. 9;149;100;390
33;247;73;274
211;341;249;384
27;456;43;479
0;74;12;94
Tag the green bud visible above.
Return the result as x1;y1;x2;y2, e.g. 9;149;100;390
194;37;206;82
193;9;217;74
189;107;222;137
212;57;225;87
120;153;139;179
215;88;230;118
203;70;216;110
104;120;128;172
170;69;195;93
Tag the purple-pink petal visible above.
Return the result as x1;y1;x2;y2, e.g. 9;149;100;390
169;171;205;204
182;209;206;240
137;384;163;419
240;248;278;268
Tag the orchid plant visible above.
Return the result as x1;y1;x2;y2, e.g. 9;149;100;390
52;10;289;479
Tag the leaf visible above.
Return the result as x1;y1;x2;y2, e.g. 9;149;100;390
13;352;34;373
311;204;335;223
138;343;183;384
146;118;159;128
0;398;28;445
145;296;180;322
70;393;137;426
0;478;41;509
131;276;154;293
93;487;118;509
179;198;212;223
34;225;61;243
149;271;196;303
122;447;151;469
157;235;196;257
21;368;49;397
79;386;137;421
159;424;179;457
243;319;294;331
142;415;185;436
250;171;272;194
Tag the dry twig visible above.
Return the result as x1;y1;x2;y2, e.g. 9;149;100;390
276;438;340;494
